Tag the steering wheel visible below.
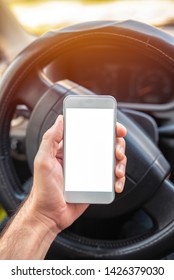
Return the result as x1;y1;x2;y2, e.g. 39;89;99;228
0;20;174;259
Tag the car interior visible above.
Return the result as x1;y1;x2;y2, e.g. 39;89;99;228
0;0;174;259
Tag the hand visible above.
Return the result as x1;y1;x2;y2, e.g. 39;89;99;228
29;115;127;234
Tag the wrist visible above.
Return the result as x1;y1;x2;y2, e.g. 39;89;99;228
0;195;60;259
25;193;61;242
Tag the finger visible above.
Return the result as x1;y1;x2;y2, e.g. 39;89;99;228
115;155;127;178
115;176;126;193
56;140;63;160
116;122;127;138
38;115;64;156
45;115;64;144
116;138;126;161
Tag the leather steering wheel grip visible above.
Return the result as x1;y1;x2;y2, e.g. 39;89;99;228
0;20;174;259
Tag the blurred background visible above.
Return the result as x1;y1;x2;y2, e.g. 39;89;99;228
4;0;174;35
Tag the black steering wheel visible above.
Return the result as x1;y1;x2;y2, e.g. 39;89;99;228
0;20;174;259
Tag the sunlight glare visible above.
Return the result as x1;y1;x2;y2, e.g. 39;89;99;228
10;0;174;34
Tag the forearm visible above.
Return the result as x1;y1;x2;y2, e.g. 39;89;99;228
0;197;59;260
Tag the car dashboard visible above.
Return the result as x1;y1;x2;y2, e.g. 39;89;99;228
44;44;174;107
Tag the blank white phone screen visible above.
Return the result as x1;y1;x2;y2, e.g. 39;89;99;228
65;108;114;192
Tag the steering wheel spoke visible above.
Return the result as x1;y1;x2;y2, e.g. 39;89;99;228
143;179;174;230
17;70;53;110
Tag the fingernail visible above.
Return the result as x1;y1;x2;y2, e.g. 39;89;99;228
119;163;125;174
116;181;123;193
56;115;63;124
119;145;125;155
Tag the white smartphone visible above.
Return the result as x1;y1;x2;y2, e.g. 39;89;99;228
63;95;117;204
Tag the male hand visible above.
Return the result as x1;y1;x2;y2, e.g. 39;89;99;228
29;115;127;234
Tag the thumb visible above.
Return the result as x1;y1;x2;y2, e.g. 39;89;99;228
38;115;64;156
48;114;64;144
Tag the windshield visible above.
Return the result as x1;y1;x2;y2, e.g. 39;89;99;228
4;0;174;35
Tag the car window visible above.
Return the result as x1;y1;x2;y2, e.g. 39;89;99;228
4;0;174;35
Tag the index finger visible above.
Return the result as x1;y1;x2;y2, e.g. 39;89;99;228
116;122;127;138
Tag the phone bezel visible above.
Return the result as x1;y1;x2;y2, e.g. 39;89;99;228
63;95;117;204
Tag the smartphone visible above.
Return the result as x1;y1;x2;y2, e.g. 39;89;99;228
63;95;117;204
